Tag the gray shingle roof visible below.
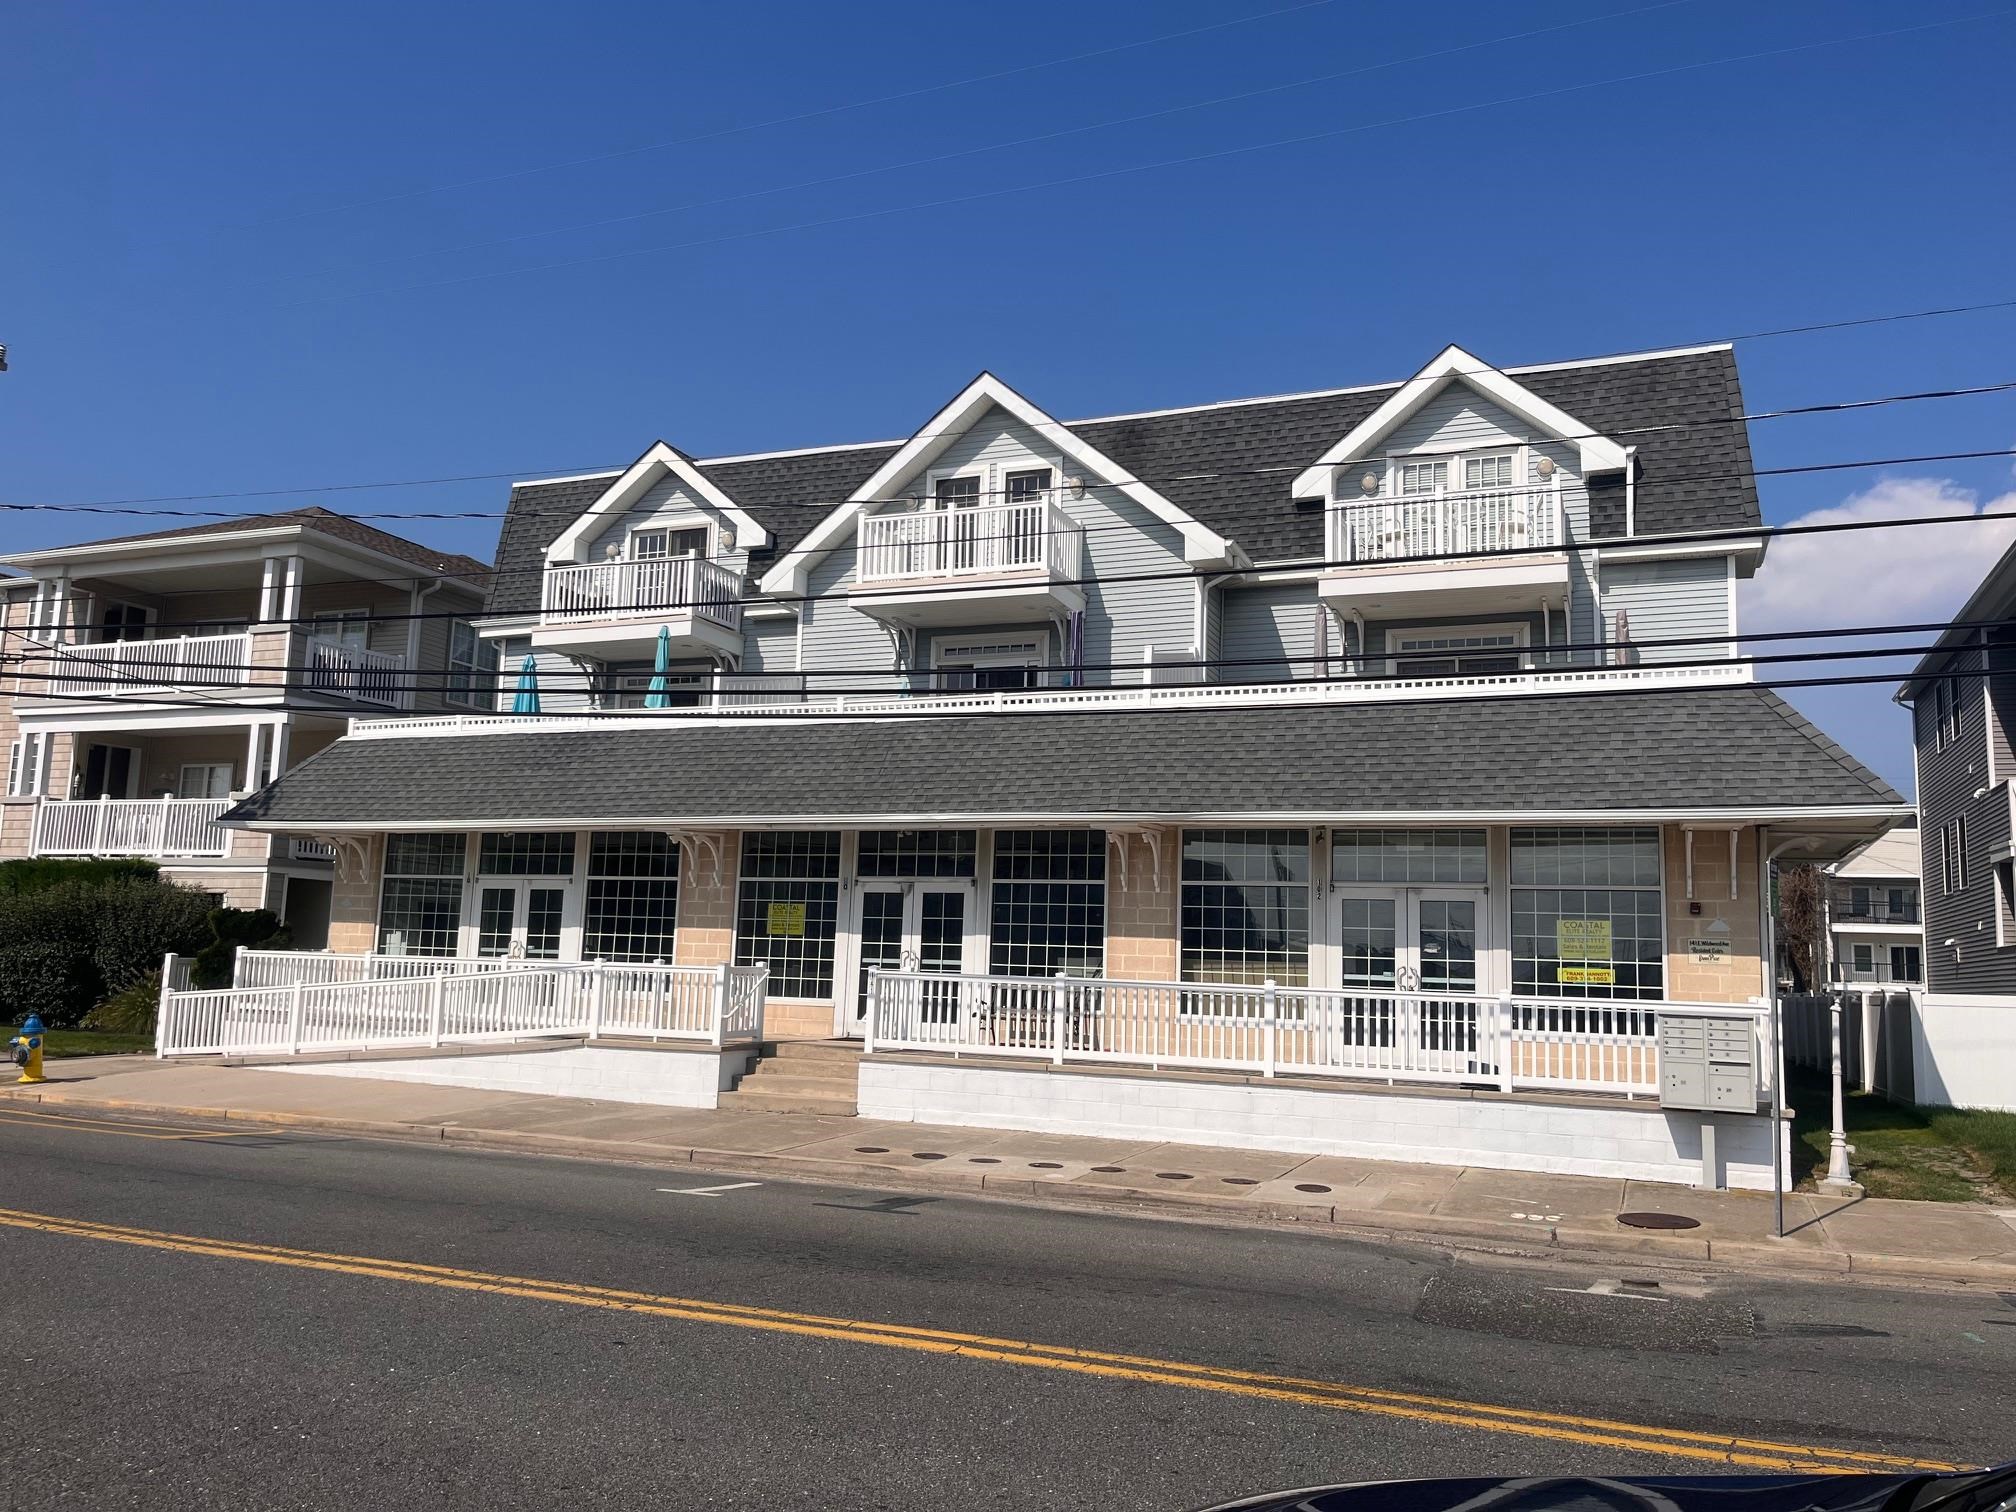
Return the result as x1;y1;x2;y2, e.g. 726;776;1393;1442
484;347;1761;615
224;687;1897;830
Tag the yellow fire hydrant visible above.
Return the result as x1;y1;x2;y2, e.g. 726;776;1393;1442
9;1015;46;1084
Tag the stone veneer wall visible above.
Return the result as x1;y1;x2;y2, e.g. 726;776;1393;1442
1105;827;1178;980
326;833;383;953
1662;823;1766;1005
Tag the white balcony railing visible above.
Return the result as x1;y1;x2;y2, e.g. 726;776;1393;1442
856;500;1084;585
540;556;744;631
41;632;254;698
160;953;770;1055
31;797;235;858
1326;480;1564;564
347;659;1755;738
302;637;405;706
289;837;337;863
867;969;1770;1102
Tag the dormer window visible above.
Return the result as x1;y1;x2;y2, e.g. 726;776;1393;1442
630;526;708;560
1005;469;1052;505
1464;452;1515;490
1397;460;1448;496
935;476;981;509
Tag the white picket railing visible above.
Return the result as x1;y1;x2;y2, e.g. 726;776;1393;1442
1326;480;1564;564
161;953;769;1056
41;632;253;697
856;500;1083;584
31;797;235;857
540;555;743;630
866;970;1767;1100
301;637;405;706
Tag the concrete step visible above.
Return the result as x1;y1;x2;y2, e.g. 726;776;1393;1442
742;1059;859;1087
717;1087;858;1116
732;1071;860;1101
763;1039;865;1064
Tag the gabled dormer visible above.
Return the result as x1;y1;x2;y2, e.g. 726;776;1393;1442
1292;346;1628;624
761;373;1241;633
531;442;770;662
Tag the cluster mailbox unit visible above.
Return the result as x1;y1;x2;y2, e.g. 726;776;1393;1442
1658;1010;1764;1186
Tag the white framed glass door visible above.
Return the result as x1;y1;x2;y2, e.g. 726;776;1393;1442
851;881;968;1032
471;881;567;960
1332;886;1486;1061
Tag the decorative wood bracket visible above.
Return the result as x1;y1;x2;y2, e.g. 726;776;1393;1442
1106;826;1167;894
305;832;370;884
665;829;731;887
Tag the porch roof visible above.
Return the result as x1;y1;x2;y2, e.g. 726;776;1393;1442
222;686;1901;835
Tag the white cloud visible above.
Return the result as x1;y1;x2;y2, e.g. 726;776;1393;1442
1742;476;2016;634
1738;475;2016;798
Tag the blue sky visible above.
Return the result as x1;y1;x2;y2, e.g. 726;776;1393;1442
4;0;2014;791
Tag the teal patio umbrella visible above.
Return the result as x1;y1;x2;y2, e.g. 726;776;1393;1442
644;625;673;708
510;654;541;714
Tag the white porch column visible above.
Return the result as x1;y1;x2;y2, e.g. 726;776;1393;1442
242;723;265;794
257;558;281;624
278;555;305;623
266;719;291;785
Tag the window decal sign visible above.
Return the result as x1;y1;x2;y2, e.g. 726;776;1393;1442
1555;919;1612;960
1557;966;1617;985
766;902;807;936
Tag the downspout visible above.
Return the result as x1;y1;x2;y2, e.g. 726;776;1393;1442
1623;445;1638;538
406;577;443;711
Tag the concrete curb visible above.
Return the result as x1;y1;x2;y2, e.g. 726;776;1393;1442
10;1088;2014;1287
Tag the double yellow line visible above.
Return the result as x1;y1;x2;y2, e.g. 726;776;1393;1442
0;1203;1961;1474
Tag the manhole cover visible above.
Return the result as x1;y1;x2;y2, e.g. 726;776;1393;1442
1156;1172;1193;1181
854;1146;889;1154
911;1152;947;1161
1618;1211;1701;1230
1222;1176;1259;1186
966;1156;1000;1164
1030;1161;1064;1169
1092;1166;1126;1173
1294;1183;1333;1194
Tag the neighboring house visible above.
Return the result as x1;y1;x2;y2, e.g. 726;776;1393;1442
206;343;1908;1187
0;508;493;941
1899;543;2016;1109
1823;826;1923;987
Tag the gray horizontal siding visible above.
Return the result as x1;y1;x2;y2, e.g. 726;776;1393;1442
741;616;798;675
1219;582;1322;681
1598;556;1731;665
1916;642;2016;994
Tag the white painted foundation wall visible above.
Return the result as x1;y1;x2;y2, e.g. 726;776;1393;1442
271;1044;752;1109
858;1061;1783;1191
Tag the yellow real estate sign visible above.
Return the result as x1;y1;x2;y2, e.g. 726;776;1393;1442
766;902;807;937
1555;919;1612;960
1557;966;1617;986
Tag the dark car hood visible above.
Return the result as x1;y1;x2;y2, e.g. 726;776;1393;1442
1201;1473;1932;1512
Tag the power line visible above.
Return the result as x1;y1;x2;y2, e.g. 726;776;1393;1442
277;0;1700;289
8;613;2005;687
244;0;1345;230
288;11;2016;308
9;456;2016;636
6;375;2014;526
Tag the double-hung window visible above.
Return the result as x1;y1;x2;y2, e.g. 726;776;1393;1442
1396;460;1448;496
447;621;498;709
1463;453;1515;490
934;476;981;509
1004;468;1052;505
5;731;50;798
312;609;370;649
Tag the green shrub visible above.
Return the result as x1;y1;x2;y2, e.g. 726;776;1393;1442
191;907;291;990
0;857;160;896
84;971;162;1036
0;878;212;1028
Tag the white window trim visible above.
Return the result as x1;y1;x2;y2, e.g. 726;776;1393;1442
1386;621;1532;676
178;762;235;800
1379;443;1531;496
624;512;716;559
445;619;499;709
929;633;1050;672
923;466;987;509
310;608;372;648
6;731;51;799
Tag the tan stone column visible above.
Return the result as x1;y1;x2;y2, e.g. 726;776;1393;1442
1663;824;1765;1004
1105;826;1179;980
326;833;383;953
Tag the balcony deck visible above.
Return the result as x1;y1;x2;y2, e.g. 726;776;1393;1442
22;630;407;709
532;555;745;660
1318;481;1570;617
848;499;1086;627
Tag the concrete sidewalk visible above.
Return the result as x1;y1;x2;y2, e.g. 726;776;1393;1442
9;1053;2016;1286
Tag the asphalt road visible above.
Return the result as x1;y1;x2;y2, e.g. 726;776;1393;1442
0;1106;2009;1511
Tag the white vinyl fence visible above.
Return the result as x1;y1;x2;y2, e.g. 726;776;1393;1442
159;952;768;1057
1783;987;1919;1102
867;970;1769;1100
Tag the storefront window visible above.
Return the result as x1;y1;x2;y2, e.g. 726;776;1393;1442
378;834;466;956
477;831;577;876
857;830;977;878
990;830;1105;977
1331;828;1487;884
1510;827;1664;1000
735;831;841;999
1180;829;1309;986
582;833;679;963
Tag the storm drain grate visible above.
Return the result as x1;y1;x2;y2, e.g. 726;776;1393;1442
1617;1211;1702;1230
